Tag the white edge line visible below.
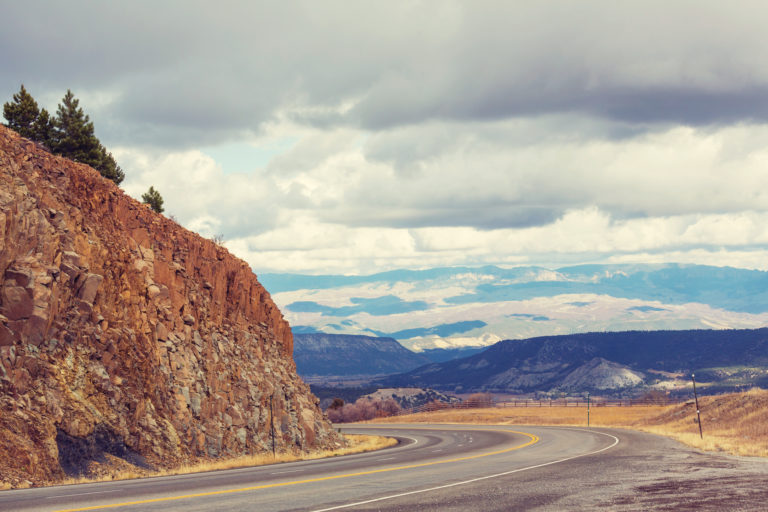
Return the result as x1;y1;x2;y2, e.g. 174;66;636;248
310;428;620;512
46;490;119;499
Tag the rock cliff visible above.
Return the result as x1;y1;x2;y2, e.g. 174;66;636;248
0;126;339;487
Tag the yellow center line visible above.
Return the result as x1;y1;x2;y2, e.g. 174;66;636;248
53;429;539;512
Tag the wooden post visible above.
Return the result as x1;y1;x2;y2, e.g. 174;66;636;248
270;394;276;458
692;373;703;439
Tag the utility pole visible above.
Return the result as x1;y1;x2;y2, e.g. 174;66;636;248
692;373;703;439
270;393;276;458
587;392;590;427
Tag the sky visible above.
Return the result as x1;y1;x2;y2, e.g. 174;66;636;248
3;1;768;275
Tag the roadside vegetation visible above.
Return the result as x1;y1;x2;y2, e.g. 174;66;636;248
327;397;401;422
373;388;768;458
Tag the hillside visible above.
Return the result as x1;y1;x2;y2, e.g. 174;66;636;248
293;333;430;377
0;126;338;487
379;328;768;395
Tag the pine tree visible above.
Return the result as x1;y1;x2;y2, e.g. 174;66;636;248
33;108;56;149
53;90;124;184
96;144;125;185
53;90;102;168
3;85;40;140
141;186;164;213
4;87;126;184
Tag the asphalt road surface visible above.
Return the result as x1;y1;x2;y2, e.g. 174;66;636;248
2;424;767;511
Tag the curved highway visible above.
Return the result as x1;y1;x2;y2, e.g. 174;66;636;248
2;424;766;511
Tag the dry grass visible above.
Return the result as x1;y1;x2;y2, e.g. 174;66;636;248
54;434;396;488
377;403;667;427
374;388;768;458
156;434;397;477
635;388;768;457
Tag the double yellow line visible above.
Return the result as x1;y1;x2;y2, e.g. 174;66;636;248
54;428;539;512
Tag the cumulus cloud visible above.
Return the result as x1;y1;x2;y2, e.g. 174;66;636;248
226;207;768;274
118;148;279;239
317;122;768;229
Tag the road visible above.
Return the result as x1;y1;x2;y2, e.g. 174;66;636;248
1;424;767;511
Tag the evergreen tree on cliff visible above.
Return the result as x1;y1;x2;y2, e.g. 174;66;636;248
95;143;125;184
33;108;56;149
3;85;40;140
53;90;102;167
53;90;124;185
141;186;165;213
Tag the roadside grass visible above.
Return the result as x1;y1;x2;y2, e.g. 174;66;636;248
158;434;397;477
54;434;396;487
374;388;768;458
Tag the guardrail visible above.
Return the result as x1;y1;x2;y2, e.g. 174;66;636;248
496;399;683;407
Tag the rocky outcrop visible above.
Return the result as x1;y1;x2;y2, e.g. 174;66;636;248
0;126;339;487
560;358;645;390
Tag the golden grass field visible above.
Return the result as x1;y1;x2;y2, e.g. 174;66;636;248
375;388;768;458
55;434;397;488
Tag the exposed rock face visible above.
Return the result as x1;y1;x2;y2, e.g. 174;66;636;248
0;126;338;486
361;388;459;409
560;358;645;390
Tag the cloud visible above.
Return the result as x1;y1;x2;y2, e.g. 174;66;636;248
117;115;768;274
5;1;768;147
225;207;768;275
5;2;768;275
324;122;768;229
118;147;279;239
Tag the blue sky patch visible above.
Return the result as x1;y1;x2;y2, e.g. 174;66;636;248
286;295;429;316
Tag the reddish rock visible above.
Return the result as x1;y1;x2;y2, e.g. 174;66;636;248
0;126;339;487
1;286;33;320
77;273;103;304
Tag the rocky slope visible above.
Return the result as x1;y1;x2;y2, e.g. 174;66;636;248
0;126;339;487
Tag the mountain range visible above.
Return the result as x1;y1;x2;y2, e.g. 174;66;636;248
260;264;768;351
378;328;768;395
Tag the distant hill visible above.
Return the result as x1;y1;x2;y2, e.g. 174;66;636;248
378;328;768;395
293;333;431;377
420;346;485;363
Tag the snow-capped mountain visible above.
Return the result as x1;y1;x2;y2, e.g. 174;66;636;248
259;264;768;351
